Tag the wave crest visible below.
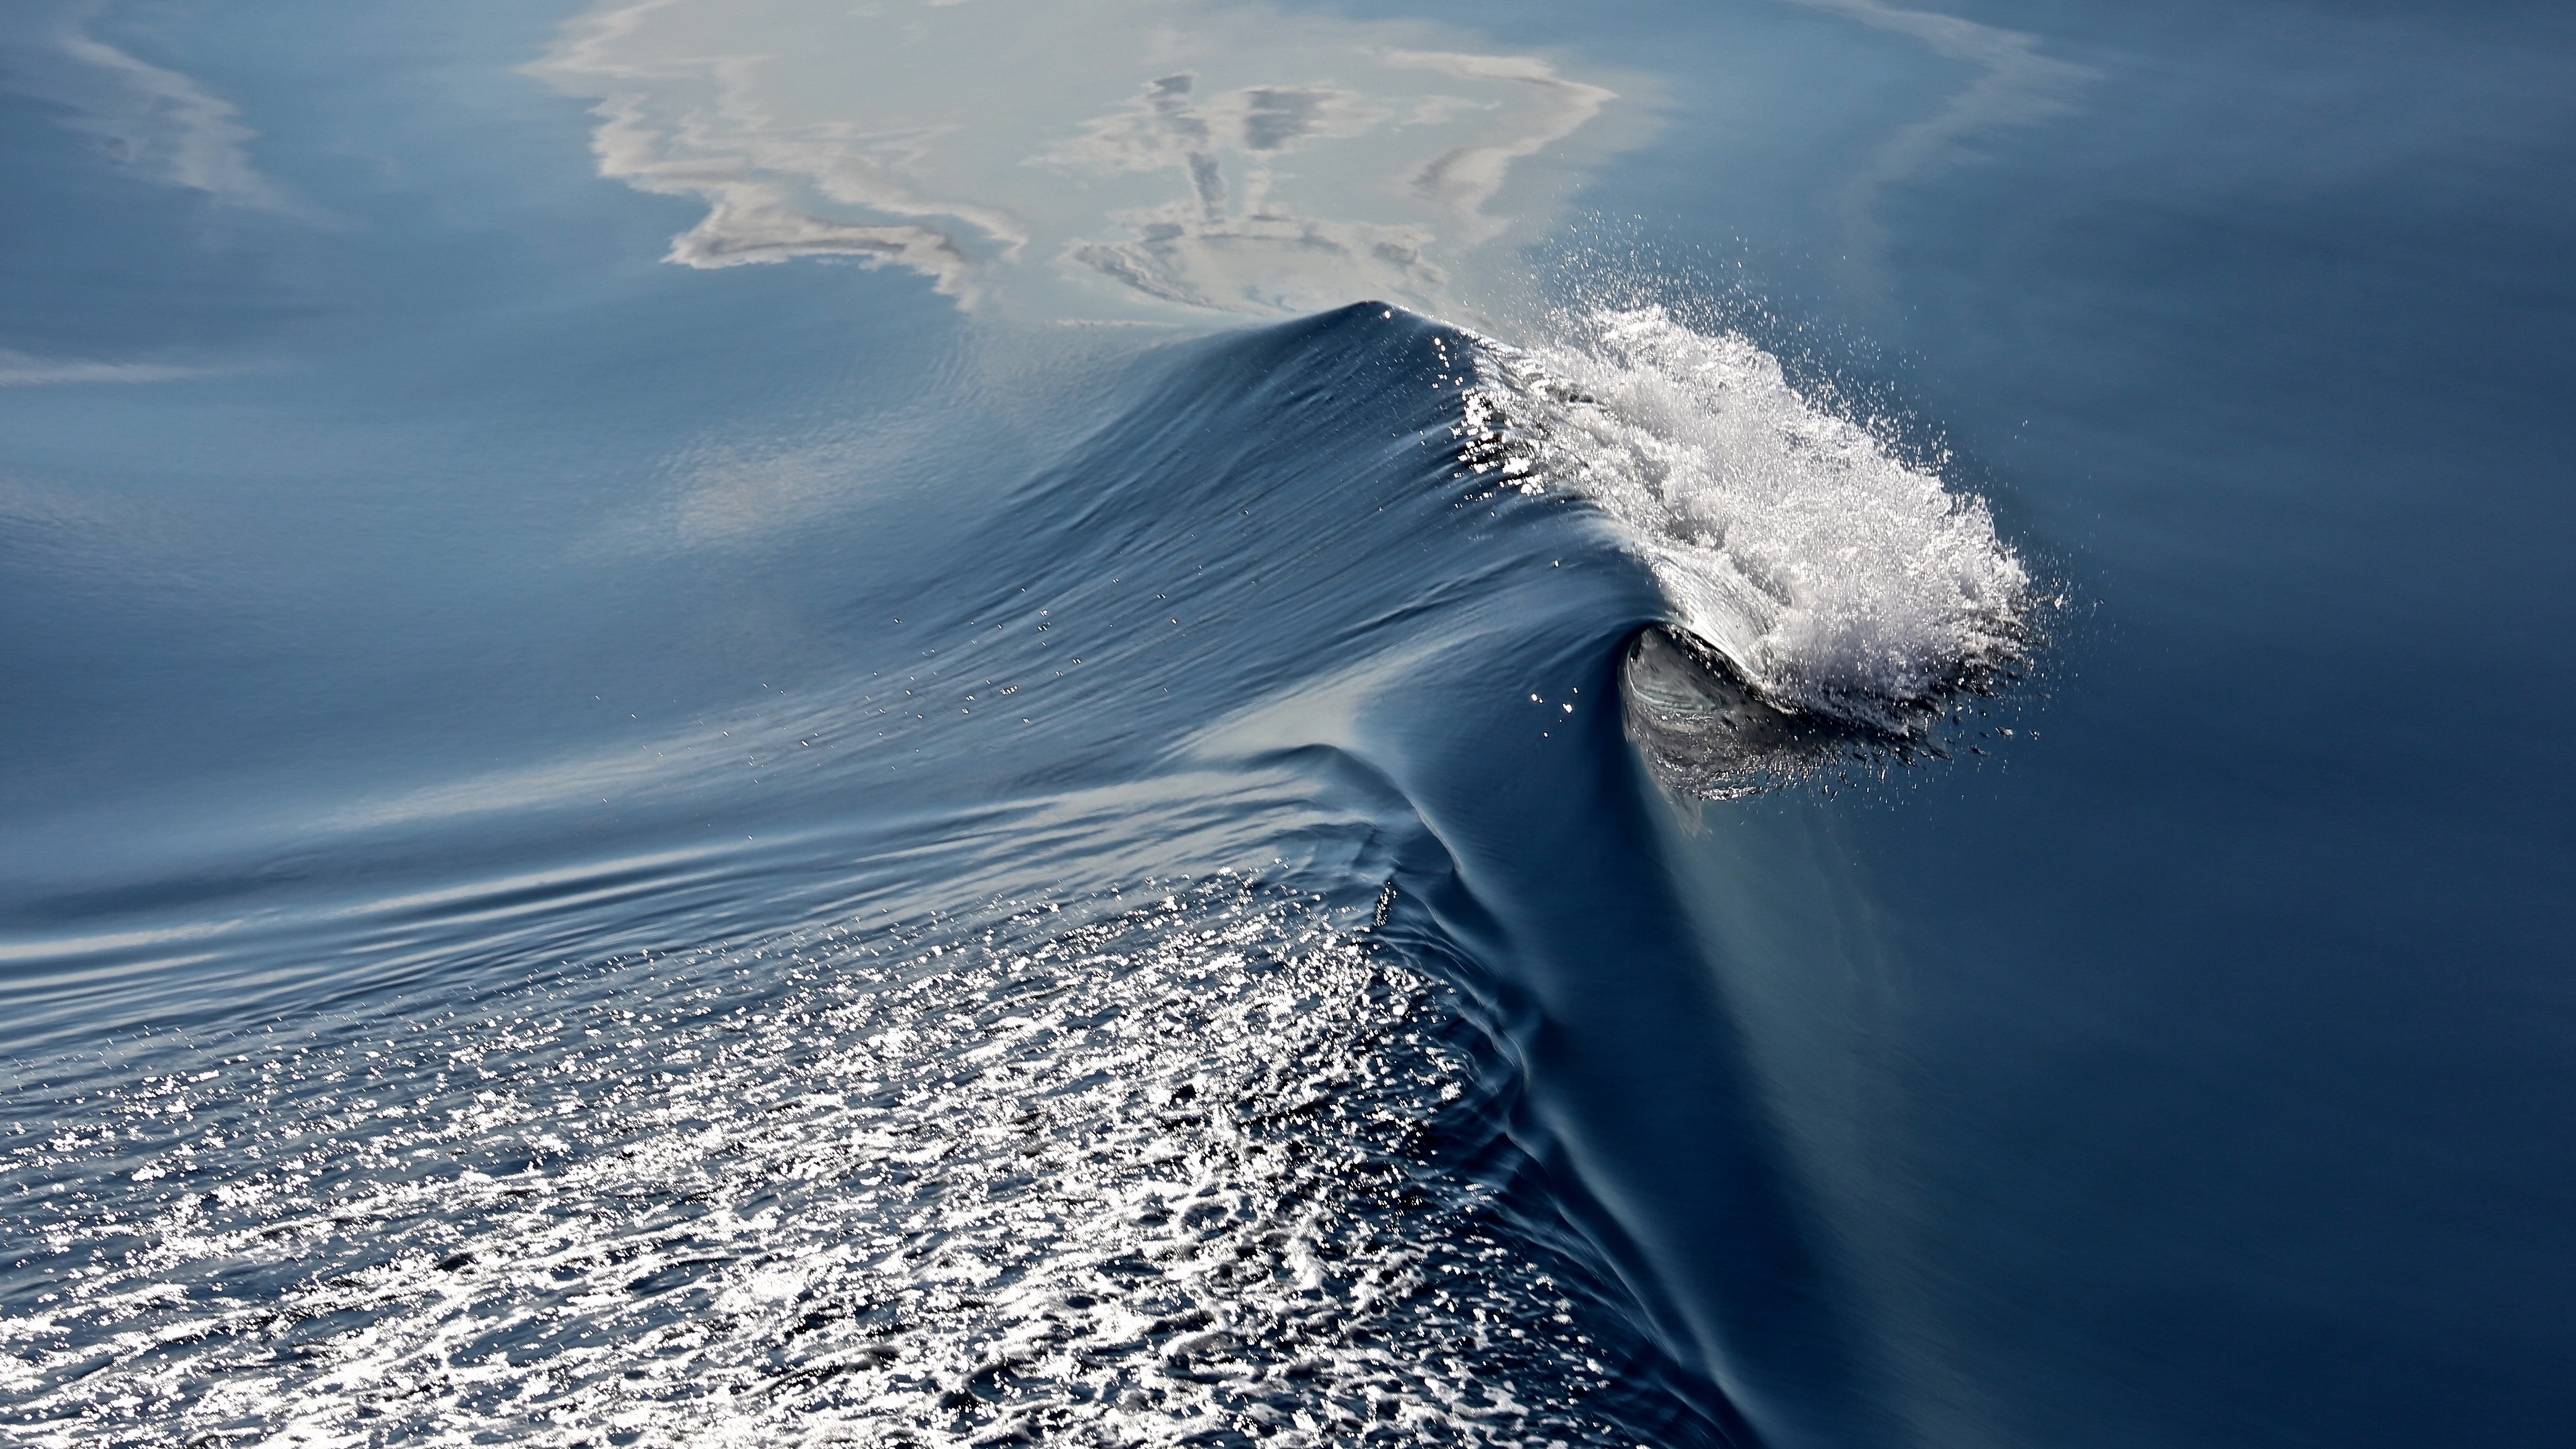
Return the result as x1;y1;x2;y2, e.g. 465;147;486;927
1470;306;2031;732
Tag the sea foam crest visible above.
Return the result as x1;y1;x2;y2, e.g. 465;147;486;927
1466;306;2030;730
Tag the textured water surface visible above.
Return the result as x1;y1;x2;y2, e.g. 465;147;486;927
5;877;1685;1446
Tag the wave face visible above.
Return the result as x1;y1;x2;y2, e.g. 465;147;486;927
1;301;2015;1449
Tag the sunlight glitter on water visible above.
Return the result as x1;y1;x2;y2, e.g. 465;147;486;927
3;877;1670;1447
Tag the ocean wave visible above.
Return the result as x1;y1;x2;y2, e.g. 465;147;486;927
1;299;2010;1448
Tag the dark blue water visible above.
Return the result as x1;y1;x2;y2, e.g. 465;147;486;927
5;1;2572;1445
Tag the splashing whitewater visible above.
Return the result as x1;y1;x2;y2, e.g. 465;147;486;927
1463;306;2031;733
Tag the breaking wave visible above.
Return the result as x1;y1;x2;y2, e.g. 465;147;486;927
1468;305;2032;734
3;298;2033;1448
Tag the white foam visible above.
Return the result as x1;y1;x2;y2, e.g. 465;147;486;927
1470;306;2031;729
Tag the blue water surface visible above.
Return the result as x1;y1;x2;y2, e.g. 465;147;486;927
4;1;2571;1445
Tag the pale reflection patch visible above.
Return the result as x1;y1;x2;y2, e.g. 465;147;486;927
0;0;317;217
535;0;1634;317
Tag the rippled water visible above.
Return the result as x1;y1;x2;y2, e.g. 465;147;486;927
6;876;1688;1445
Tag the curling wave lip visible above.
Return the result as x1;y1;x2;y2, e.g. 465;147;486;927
1621;623;1851;797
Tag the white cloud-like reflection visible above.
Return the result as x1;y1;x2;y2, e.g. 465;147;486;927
0;349;207;385
0;0;313;217
535;0;1630;317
